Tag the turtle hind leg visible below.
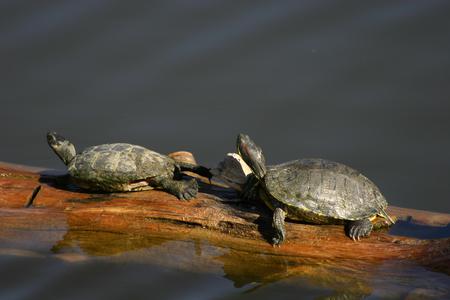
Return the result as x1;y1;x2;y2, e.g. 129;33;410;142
177;162;212;180
345;218;373;241
272;208;287;246
149;177;198;200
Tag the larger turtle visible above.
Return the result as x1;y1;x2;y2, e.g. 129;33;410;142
47;132;210;200
237;134;394;245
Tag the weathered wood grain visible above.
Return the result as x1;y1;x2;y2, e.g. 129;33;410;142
0;159;449;275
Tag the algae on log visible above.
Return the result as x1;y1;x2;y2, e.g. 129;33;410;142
0;155;449;277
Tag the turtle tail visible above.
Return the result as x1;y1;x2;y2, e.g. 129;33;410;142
47;132;77;165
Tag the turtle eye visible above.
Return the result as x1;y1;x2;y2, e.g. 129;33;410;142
47;134;56;145
47;132;59;142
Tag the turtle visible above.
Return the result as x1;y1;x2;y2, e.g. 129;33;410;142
236;133;394;245
46;132;211;200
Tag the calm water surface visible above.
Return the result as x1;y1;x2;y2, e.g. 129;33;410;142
1;232;449;300
1;1;449;299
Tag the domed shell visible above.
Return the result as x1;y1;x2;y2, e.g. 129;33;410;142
67;143;175;189
263;158;387;221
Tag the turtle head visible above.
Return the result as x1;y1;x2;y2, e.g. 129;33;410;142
236;133;266;179
47;132;76;165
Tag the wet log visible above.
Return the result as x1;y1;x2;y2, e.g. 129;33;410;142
0;156;449;277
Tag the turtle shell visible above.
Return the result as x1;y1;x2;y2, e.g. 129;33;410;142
67;143;175;191
262;158;387;222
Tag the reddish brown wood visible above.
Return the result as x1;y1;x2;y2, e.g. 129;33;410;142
0;160;449;274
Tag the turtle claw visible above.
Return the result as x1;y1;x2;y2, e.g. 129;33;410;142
346;219;373;241
271;237;283;246
349;224;358;241
271;229;285;246
178;179;198;201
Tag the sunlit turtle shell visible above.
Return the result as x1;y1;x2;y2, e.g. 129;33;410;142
68;143;175;191
261;158;387;224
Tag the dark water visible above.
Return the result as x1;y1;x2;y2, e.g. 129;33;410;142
1;1;450;299
1;232;449;300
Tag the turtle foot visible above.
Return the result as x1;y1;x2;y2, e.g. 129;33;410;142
271;235;284;246
271;208;286;246
177;179;198;201
345;219;373;241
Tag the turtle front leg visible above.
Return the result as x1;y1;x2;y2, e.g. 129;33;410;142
345;218;373;241
149;177;198;200
272;207;287;246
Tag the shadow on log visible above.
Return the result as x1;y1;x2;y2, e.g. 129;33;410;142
0;156;449;297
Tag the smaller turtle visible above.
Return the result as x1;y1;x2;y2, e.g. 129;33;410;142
236;134;394;245
47;132;211;200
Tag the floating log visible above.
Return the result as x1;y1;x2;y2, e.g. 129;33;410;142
0;156;449;280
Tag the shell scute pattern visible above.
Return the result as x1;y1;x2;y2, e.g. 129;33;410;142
68;143;174;185
92;151;120;172
117;155;137;173
264;158;387;221
111;144;132;151
134;147;173;178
